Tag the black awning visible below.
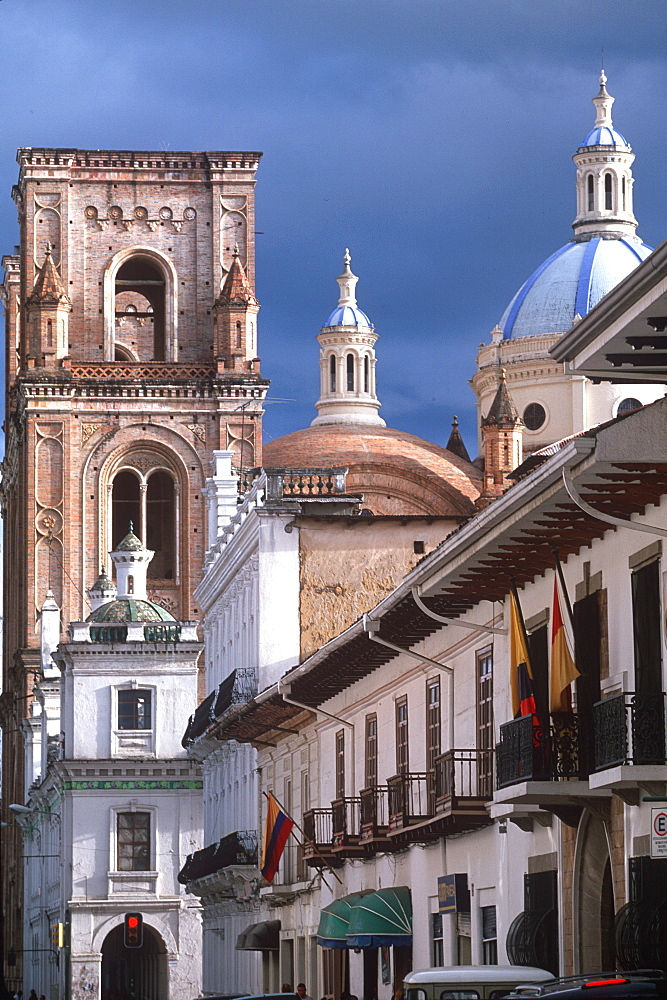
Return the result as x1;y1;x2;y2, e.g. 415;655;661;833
236;919;280;951
177;829;258;884
182;670;238;746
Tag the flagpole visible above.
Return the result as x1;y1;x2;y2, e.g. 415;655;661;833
552;549;574;625
262;790;343;886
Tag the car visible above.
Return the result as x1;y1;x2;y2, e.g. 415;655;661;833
506;970;667;999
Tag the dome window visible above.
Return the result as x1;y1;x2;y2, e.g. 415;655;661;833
617;397;641;416
330;354;336;392
587;175;594;212
523;402;546;431
622;177;626;210
346;353;354;392
364;356;370;393
604;173;613;211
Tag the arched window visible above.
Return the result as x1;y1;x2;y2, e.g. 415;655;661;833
346;353;354;392
617;397;641;416
622;177;626;211
604;173;613;211
329;354;336;392
587;175;594;212
236;322;242;349
111;468;176;580
364;356;370;393
114;257;166;361
146;471;175;580
112;471;140;550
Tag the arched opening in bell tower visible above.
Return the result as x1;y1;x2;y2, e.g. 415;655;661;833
115;257;166;360
105;248;178;362
111;469;176;581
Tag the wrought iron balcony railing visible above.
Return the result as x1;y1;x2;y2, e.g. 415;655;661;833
435;749;495;803
302;808;339;868
359;785;391;848
178;829;258;884
593;691;667;771
495;712;591;789
331;797;361;853
387;772;434;832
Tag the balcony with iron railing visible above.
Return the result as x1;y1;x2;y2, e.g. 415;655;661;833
302;808;340;869
387;771;439;840
494;712;610;821
359;785;391;850
434;749;494;834
331;797;364;858
589;691;667;804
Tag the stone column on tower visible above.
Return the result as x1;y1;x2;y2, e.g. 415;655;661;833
311;249;385;427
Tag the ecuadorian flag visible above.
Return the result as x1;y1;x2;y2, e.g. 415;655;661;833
509;590;538;720
260;793;295;883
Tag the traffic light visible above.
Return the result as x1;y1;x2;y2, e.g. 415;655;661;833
123;912;143;948
51;922;64;948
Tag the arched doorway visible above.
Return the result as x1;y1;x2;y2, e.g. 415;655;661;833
101;922;168;1000
576;812;615;973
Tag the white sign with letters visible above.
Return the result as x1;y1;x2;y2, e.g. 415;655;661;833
650;808;667;858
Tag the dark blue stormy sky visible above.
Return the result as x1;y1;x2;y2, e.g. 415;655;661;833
0;0;665;457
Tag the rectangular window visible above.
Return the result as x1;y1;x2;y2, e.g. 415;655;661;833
117;812;150;871
335;730;345;800
426;679;441;773
476;648;493;796
365;714;377;788
481;905;497;965
396;697;409;774
117;689;152;730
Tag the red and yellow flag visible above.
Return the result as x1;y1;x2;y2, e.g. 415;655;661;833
550;573;579;712
509;590;538;719
260;792;294;884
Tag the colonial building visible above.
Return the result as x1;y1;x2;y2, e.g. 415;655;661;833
180;450;474;995
470;72;664;456
16;531;203;1000
203;332;667;995
0;147;265;994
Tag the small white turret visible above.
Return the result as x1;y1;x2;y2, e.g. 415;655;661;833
86;567;117;612
311;250;385;427
110;523;154;600
40;590;61;679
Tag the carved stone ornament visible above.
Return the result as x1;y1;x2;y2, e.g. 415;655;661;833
159;206;173;220
187;423;206;445
134;206;148;220
84;206;98;219
81;423;102;445
36;508;63;536
183;207;196;220
109;205;123;220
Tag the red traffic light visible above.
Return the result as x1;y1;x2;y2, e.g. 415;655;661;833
123;912;143;948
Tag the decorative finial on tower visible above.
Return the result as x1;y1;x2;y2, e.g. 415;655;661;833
336;249;358;306
45;241;53;257
446;415;471;464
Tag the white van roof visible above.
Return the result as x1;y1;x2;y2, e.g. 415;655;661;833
404;966;555;986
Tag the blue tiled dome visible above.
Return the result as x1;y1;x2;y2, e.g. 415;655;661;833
325;304;372;327
580;125;629;147
500;236;652;340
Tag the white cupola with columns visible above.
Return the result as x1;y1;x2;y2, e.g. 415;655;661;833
311;249;385;427
572;70;638;240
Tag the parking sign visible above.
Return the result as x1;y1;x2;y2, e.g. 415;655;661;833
650;808;667;858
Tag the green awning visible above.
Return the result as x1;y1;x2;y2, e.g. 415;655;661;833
346;886;412;948
316;891;375;949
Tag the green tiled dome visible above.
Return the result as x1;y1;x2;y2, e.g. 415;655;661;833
87;598;176;623
115;526;144;551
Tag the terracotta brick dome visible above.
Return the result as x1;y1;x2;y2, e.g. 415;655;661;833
262;423;482;516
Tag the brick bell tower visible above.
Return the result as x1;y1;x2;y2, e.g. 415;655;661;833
0;148;266;979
